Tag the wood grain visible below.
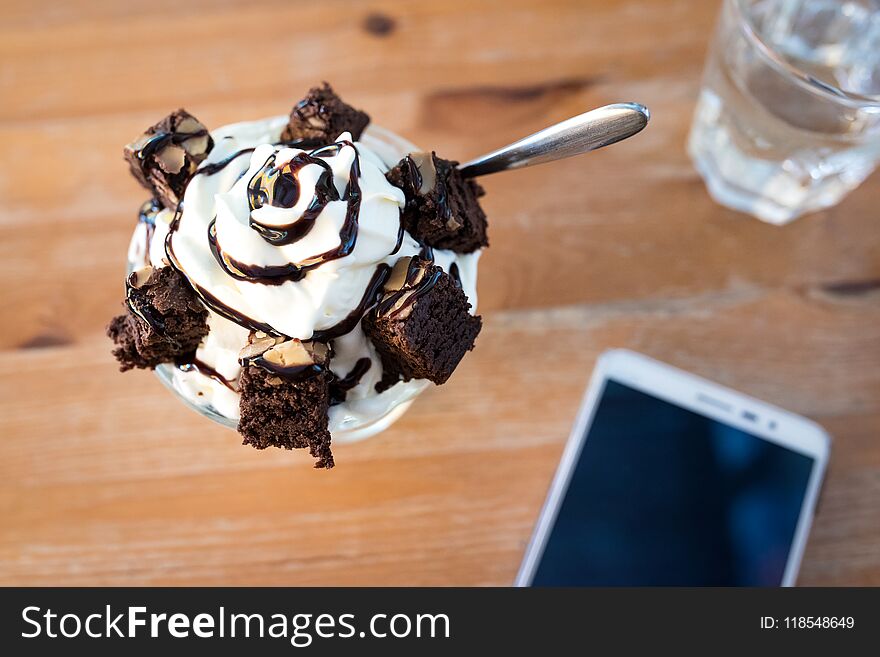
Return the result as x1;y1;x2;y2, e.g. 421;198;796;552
1;0;878;586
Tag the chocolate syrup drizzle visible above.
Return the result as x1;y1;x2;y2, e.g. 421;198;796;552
207;219;307;285
375;258;443;319
312;264;391;342
402;152;452;220
138;198;161;256
246;152;339;246
189;277;280;337
197;147;256;176
124;271;181;348
390;216;406;256
196;140;364;291
243;354;326;381
329;357;372;405
449;262;462;288
193;138;322;178
176;355;239;392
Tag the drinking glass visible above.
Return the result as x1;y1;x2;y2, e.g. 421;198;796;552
688;0;880;225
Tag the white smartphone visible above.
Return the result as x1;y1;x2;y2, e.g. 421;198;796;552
517;349;830;587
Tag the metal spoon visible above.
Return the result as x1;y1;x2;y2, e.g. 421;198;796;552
457;102;650;178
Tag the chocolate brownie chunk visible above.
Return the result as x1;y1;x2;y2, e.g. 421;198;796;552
280;83;370;144
107;266;209;371
363;256;481;390
124;109;213;208
386;152;488;254
238;338;334;468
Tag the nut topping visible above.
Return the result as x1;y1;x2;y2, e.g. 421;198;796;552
238;336;280;361
123;109;214;208
385;257;413;292
262;339;314;368
155;144;186;174
409;152;437;195
127;266;154;289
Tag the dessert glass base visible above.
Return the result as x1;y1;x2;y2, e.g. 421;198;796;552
154;362;420;443
128;124;440;444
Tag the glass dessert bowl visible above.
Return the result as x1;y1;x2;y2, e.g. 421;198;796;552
112;85;488;466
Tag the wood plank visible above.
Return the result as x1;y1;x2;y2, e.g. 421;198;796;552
3;116;879;349
2;287;877;585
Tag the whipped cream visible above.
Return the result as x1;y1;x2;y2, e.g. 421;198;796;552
128;117;479;439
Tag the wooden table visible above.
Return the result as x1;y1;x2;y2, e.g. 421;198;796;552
1;0;878;586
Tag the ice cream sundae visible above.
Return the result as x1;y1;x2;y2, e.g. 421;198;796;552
109;84;488;468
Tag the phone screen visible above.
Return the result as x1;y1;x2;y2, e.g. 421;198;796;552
531;380;816;586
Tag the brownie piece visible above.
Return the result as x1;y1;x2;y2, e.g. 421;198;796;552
279;83;370;144
386;152;489;254
238;338;334;468
363;256;481;390
124;109;213;208
107;266;209;371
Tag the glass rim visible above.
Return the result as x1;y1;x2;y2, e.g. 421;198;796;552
731;0;880;108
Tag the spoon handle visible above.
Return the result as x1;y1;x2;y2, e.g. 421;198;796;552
457;102;650;178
